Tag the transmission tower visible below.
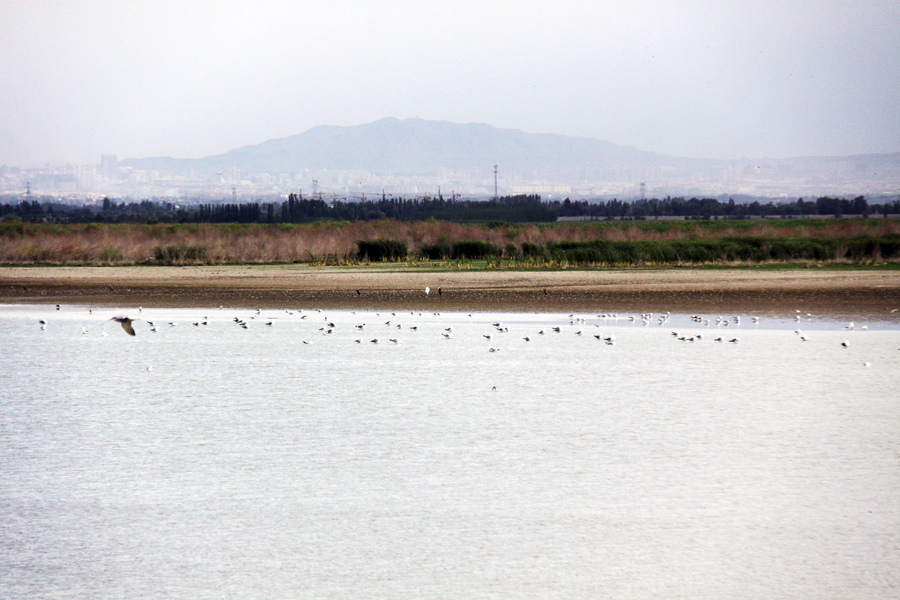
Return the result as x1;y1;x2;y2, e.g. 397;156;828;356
640;182;646;201
312;179;319;198
232;187;237;203
493;165;498;200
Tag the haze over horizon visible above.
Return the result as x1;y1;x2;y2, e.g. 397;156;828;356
1;1;898;167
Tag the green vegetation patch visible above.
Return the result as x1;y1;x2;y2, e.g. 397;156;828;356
538;235;900;265
451;240;501;259
357;239;408;261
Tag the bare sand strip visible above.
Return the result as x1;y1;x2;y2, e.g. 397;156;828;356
2;265;899;317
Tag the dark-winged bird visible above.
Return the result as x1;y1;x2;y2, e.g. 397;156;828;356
110;316;137;336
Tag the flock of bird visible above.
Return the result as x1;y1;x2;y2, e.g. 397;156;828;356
31;302;876;360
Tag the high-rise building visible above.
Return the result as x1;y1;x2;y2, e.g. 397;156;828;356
100;155;119;180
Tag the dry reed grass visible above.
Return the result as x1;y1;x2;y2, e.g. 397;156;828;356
0;219;898;265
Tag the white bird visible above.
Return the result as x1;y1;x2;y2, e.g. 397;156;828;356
425;287;430;295
110;316;137;336
82;327;88;335
841;340;850;348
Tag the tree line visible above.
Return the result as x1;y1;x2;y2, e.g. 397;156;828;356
2;193;899;225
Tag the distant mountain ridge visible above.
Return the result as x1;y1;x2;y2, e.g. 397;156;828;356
120;117;713;175
119;118;900;194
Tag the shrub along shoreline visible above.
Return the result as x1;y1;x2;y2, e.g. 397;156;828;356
1;218;899;266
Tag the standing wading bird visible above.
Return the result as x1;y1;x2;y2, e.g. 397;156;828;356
110;316;138;336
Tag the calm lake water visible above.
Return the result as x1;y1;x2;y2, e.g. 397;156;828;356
2;304;899;599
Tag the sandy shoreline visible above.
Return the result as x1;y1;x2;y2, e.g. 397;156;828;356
2;265;899;317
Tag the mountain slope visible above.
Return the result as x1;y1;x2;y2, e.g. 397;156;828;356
122;117;698;174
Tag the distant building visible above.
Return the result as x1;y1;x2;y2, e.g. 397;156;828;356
100;155;119;181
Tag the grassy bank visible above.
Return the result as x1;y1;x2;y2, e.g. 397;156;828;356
1;218;899;266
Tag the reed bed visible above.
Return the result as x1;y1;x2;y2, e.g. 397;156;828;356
1;219;898;266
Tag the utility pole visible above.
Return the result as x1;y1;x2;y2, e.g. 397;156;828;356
493;165;498;201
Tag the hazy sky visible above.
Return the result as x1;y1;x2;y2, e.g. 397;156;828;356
1;0;898;166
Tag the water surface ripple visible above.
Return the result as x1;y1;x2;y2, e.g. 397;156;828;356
2;305;898;599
